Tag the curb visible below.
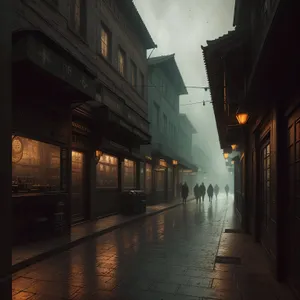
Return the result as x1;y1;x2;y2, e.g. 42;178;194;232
12;198;194;273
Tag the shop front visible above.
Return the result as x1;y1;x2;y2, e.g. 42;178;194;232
89;88;151;218
12;29;97;245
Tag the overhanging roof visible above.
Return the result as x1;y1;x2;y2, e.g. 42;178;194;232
148;54;188;95
201;30;245;149
115;0;156;50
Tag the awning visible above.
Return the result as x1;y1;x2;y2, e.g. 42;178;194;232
12;30;97;103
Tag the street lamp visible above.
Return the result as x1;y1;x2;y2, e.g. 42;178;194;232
223;152;229;159
236;108;249;125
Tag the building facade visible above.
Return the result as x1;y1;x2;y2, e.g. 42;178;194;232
203;0;300;297
145;54;197;203
12;0;156;245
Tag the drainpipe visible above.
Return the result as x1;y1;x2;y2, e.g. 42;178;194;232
0;0;12;299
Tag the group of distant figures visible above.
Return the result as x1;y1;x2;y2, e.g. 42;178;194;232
180;182;230;204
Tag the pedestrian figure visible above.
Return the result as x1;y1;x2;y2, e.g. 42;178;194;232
194;183;200;203
181;182;189;204
199;182;206;202
214;184;219;200
225;184;229;199
207;184;214;202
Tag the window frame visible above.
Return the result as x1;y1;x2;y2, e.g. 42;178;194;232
100;23;111;61
139;71;145;98
118;47;126;77
130;60;137;87
70;0;87;40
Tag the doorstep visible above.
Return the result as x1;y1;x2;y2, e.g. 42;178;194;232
12;197;194;273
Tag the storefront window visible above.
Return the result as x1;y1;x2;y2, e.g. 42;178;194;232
12;136;60;193
146;163;152;194
96;153;118;188
168;168;173;190
140;162;145;190
155;170;165;192
124;159;136;189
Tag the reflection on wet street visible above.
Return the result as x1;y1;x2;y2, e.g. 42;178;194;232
12;195;241;299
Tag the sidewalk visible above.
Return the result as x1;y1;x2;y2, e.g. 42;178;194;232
214;215;296;300
12;197;193;273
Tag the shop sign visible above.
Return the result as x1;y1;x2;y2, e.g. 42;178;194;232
26;36;96;98
72;122;91;134
159;159;167;168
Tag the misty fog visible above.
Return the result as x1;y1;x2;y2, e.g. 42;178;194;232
134;0;235;184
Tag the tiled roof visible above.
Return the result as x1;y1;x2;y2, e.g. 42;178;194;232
148;54;175;65
115;0;156;49
148;54;188;95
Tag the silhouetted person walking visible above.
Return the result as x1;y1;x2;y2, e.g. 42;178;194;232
194;183;200;203
207;184;214;202
214;184;219;200
199;182;206;202
181;182;189;204
225;184;229;199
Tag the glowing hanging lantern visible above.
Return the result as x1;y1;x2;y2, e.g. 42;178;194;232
231;144;237;151
223;152;229;159
236;108;250;125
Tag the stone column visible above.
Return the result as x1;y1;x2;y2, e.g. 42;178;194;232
0;0;12;299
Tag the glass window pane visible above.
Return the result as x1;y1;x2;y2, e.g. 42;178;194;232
146;163;152;194
124;159;136;189
12;136;61;193
140;163;145;190
96;153;118;188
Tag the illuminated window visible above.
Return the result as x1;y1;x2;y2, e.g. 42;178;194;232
140;162;145;190
12;137;60;193
101;25;110;59
96;154;118;188
118;48;126;76
145;163;152;194
124;159;136;189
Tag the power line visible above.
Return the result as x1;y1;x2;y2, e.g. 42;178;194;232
180;100;212;106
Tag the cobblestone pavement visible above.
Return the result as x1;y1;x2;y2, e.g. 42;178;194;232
12;194;293;300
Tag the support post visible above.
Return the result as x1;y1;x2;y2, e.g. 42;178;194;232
0;0;12;299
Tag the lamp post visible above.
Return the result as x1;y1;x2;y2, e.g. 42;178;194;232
0;0;12;299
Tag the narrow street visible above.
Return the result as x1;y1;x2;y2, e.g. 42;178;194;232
12;195;244;300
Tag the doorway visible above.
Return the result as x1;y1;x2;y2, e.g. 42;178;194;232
71;150;85;223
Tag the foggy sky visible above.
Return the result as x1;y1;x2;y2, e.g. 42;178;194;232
134;0;235;176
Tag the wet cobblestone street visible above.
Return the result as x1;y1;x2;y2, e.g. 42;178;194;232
12;195;294;300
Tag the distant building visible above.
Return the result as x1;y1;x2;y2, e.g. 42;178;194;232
143;54;197;203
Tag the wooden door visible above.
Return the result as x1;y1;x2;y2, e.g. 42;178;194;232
287;111;300;298
259;136;271;252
